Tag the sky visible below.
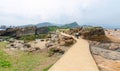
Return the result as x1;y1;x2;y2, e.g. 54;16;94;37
0;0;120;27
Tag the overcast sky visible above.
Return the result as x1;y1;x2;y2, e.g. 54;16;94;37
0;0;120;27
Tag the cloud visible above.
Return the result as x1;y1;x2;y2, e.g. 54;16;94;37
0;0;119;27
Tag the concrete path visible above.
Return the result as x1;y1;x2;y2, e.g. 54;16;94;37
48;33;99;71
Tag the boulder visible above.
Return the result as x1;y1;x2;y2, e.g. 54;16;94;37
27;47;40;52
45;42;54;48
8;38;15;43
24;43;31;48
59;36;75;46
48;47;64;57
35;27;49;34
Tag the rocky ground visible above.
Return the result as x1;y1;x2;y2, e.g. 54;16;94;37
1;26;120;71
89;29;120;71
0;31;76;71
3;32;75;56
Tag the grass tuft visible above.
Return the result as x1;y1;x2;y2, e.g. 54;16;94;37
43;64;53;71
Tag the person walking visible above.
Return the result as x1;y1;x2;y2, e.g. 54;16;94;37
75;33;79;39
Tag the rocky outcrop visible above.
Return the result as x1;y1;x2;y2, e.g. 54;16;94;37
90;41;120;51
6;38;41;52
81;27;105;38
48;47;65;57
90;40;120;71
0;27;36;37
0;27;50;37
67;26;110;42
45;33;75;48
36;27;49;34
58;36;76;46
45;33;76;56
91;46;120;60
67;27;105;35
7;39;29;50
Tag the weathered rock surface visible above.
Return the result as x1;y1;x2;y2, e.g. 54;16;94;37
82;27;105;38
48;47;64;57
67;26;108;41
93;55;120;71
90;39;120;71
91;46;120;60
7;39;30;50
91;45;120;71
90;41;120;51
45;33;76;56
0;26;50;37
46;33;75;48
6;38;42;52
58;36;75;46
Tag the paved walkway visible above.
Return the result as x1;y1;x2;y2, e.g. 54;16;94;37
48;33;99;71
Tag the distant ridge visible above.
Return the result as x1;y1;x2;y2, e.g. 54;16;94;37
36;22;55;27
17;22;80;28
61;22;79;28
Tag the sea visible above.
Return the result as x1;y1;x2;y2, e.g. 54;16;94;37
0;29;6;31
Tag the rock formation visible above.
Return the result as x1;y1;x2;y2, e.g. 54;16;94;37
45;32;76;56
90;41;120;71
0;26;50;37
67;26;110;42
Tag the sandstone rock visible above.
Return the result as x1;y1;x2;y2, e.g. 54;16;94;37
45;42;54;48
109;43;120;50
0;26;50;37
50;34;59;42
90;41;120;51
8;38;15;43
59;36;75;46
36;27;49;34
67;26;109;42
93;55;120;71
91;46;120;60
48;47;64;57
83;27;105;37
40;39;45;42
24;43;31;48
27;47;41;52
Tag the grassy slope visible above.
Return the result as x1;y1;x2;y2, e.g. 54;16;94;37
0;42;57;71
48;26;58;32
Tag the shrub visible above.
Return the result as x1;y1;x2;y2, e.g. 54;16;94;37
19;34;48;42
0;50;11;68
0;59;11;68
19;35;36;42
48;26;58;31
36;34;48;39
